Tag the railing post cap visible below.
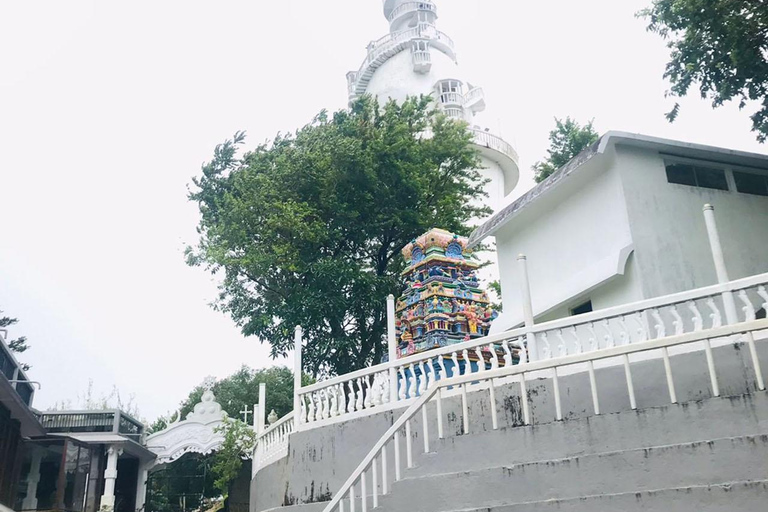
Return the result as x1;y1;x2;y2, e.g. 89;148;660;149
295;325;303;334
387;294;395;301
703;204;714;211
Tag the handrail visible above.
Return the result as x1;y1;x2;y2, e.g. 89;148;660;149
320;317;768;512
470;128;519;163
257;411;294;439
297;271;768;430
388;2;436;22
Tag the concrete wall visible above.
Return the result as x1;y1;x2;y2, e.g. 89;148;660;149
615;144;768;299
251;340;768;512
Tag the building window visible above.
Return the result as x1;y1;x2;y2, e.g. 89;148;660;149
439;80;461;94
733;171;768;197
571;300;593;316
665;163;729;191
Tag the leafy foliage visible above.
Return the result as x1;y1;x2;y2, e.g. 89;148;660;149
639;0;768;142
1;309;30;370
211;419;257;498
187;96;487;377
532;117;599;183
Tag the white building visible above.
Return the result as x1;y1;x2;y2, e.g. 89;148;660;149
347;0;520;211
469;132;768;333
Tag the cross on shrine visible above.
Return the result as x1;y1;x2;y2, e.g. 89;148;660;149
240;406;252;424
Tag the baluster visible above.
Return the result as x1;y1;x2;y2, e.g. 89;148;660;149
426;359;436;390
652;309;666;339
438;355;447;381
361;470;367;512
338;383;347;414
635;311;650;341
381;444;388;495
540;332;552;359
602;320;616;348
300;395;308;424
739;290;757;322
518;339;528;365
307;392;316;422
488;345;499;369
408;364;417;398
330;387;339;417
587;323;599;352
556;329;568;357
365;376;375;409
450;352;459;378
348;381;357;413
415;361;426;395
706;298;723;328
569;327;582;354
381;372;391;404
405;419;413;468
356;378;365;411
474;347;485;372
502;340;512;367
373;374;383;406
618;317;631;345
323;389;331;419
758;286;768;312
398;367;407;400
462;349;473;375
688;300;704;331
671;305;685;335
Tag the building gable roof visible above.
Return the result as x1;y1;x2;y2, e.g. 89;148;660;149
469;131;768;247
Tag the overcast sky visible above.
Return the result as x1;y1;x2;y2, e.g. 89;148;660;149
1;0;765;421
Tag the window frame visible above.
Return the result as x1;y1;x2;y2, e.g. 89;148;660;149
663;155;768;197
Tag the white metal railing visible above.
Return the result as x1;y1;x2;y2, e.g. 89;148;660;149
388;1;437;23
295;271;768;431
470;128;519;163
438;92;463;106
348;24;456;98
253;411;295;473
443;107;465;120
320;318;768;512
411;50;431;66
463;87;485;107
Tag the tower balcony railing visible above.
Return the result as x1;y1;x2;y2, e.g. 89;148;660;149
463;86;486;113
438;92;463;106
388;2;437;23
470;127;519;163
443;107;465;120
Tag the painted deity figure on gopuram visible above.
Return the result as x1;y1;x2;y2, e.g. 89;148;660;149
395;228;501;366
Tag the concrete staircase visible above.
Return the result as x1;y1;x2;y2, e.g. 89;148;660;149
263;391;768;512
374;392;768;512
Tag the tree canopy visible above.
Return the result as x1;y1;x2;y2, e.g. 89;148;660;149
1;309;30;371
187;96;488;377
640;0;768;142
532;117;599;183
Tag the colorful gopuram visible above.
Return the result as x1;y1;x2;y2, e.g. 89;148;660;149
395;228;499;360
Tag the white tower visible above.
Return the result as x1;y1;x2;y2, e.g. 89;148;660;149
346;0;521;210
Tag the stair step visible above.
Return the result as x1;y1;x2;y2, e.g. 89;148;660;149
450;480;768;512
378;435;768;511
407;393;768;478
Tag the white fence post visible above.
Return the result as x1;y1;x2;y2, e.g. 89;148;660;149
703;204;739;325
387;295;399;400
518;254;539;361
257;383;267;434
294;326;303;421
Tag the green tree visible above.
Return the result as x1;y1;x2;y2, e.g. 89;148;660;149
187;96;487;377
532;117;599;183
639;0;768;142
211;419;256;498
1;309;30;370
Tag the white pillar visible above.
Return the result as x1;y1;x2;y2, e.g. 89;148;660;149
518;255;539;361
257;383;266;434
387;295;399;398
703;204;739;324
293;326;303;422
100;446;122;511
22;450;43;510
134;462;150;512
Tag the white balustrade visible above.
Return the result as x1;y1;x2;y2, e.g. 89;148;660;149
469;128;519;164
254;412;295;473
388;1;437;23
320;314;768;512
439;92;463;106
